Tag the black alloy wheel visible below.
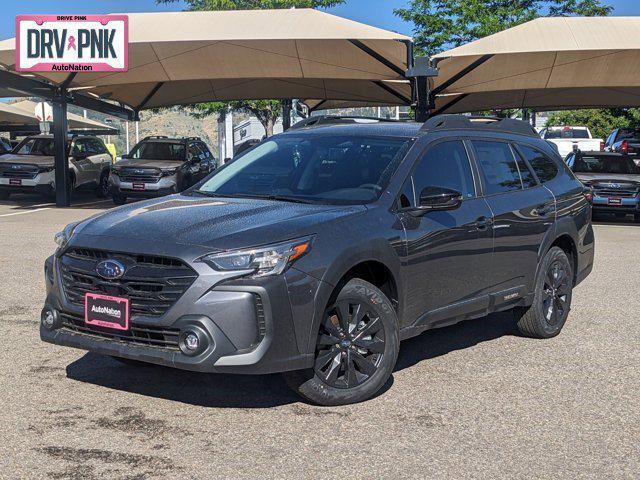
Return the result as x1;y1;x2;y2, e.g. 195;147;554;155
97;172;110;198
515;246;573;338
541;260;571;326
314;300;386;389
283;278;399;406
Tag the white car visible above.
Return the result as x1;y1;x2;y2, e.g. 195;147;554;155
539;126;603;158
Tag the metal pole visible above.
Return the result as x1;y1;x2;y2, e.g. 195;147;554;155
415;77;429;122
125;121;130;152
282;99;292;131
52;89;70;207
135;121;139;144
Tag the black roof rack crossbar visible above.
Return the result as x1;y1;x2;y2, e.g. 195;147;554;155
420;114;539;137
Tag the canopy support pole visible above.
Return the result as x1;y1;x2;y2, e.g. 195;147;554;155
52;88;70;208
406;57;438;122
282;99;292;130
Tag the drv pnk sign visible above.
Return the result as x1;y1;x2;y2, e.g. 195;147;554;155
16;15;128;72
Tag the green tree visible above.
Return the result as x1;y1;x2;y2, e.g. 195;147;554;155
158;0;345;137
546;108;640;139
395;0;612;57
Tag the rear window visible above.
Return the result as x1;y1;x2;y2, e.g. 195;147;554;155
544;128;589;139
617;128;640;142
519;145;559;183
472;140;523;195
572;155;639;174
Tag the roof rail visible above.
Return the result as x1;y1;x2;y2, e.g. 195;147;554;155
420;114;539;137
185;136;202;141
142;135;168;141
289;115;400;130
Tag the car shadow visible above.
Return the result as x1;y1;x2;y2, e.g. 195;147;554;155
592;213;639;226
65;311;517;408
0;191;114;211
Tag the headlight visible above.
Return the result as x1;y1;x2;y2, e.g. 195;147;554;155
38;166;55;173
54;222;79;250
162;168;179;176
198;237;312;277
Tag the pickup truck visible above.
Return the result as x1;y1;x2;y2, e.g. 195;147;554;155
604;128;640;165
539;126;603;158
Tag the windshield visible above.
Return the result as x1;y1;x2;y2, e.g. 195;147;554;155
14;137;65;156
129;141;186;161
544;128;590;139
572;155;639;174
617;128;640;142
196;135;414;205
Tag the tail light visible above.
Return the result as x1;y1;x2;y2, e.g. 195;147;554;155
621;140;629;154
599;140;605;151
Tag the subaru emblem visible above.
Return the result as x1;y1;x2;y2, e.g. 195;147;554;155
96;259;126;280
609;183;621;189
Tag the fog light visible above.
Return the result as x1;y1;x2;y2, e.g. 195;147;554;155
41;308;59;330
184;332;199;351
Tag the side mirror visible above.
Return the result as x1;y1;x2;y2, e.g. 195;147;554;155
413;186;463;213
121;153;131;159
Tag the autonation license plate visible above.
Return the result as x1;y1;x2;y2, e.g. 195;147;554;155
85;293;129;330
9;179;22;186
608;197;622;205
132;182;146;190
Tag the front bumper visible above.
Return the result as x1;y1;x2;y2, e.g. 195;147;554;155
40;241;317;374
109;172;178;198
592;195;639;213
0;171;55;194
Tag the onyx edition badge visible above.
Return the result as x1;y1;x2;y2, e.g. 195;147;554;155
16;15;128;72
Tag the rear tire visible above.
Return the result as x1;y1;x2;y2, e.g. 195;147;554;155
112;192;127;205
283;278;399;406
96;171;110;198
634;213;640;223
514;246;573;339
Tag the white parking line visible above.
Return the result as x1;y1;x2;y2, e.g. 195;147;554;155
0;207;51;218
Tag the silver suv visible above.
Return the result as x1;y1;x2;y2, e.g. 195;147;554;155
0;134;112;200
109;136;216;205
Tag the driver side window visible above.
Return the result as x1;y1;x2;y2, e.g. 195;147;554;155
403;140;475;207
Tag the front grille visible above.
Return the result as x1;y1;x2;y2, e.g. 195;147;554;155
0;164;39;179
60;248;198;317
593;188;638;198
117;167;162;183
59;311;180;350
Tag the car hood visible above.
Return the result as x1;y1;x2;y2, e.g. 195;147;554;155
74;194;365;250
0;153;54;167
115;159;185;170
575;172;640;188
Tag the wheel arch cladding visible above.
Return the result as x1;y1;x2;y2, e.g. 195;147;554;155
550;234;578;285
306;257;401;354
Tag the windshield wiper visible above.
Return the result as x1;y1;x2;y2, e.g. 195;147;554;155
190;190;319;204
190;190;224;198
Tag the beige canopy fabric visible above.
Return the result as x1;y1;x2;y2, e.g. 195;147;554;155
0;100;115;131
431;16;640;113
0;9;411;110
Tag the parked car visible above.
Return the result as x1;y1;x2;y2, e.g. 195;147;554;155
0;134;112;200
539;126;603;158
566;150;640;222
109;136;216;205
41;115;594;406
604;128;640;165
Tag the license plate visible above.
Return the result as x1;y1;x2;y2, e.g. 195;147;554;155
132;182;146;190
85;293;129;330
9;178;22;186
608;197;622;205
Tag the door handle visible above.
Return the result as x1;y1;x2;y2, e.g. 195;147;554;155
472;216;492;230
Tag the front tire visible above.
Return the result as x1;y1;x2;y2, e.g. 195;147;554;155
96;171;110;198
0;190;9;200
514;246;573;338
634;213;640;223
283;278;399;406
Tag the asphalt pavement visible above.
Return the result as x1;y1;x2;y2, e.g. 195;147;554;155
0;193;638;479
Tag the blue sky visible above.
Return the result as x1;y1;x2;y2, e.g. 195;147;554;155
1;0;639;39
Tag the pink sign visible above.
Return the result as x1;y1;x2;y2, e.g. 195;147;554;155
16;15;128;72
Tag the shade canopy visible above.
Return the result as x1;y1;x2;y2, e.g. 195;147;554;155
0;100;117;133
431;16;640;113
0;9;412;110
